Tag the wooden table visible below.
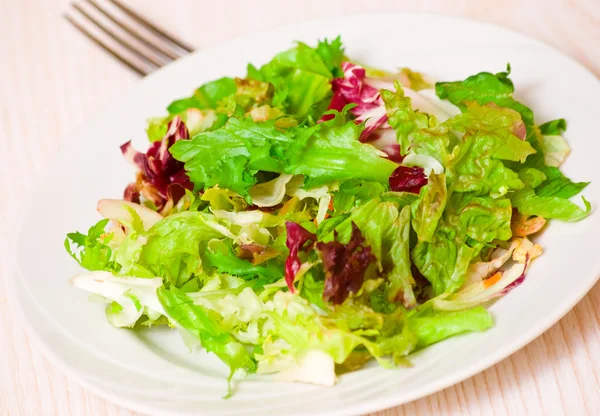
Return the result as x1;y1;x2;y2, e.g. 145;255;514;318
2;0;599;414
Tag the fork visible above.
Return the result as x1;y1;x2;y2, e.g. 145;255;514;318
64;0;194;76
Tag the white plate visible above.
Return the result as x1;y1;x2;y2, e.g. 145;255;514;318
9;12;600;416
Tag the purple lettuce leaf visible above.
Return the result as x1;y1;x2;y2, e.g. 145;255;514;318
318;222;376;305
121;116;193;212
284;221;317;293
389;165;428;194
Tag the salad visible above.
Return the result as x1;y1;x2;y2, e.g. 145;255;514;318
65;37;591;393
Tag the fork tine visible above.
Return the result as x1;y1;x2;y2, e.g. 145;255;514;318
108;0;195;54
72;3;164;68
85;0;181;62
64;14;148;76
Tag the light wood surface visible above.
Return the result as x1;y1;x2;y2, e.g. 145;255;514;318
1;0;599;415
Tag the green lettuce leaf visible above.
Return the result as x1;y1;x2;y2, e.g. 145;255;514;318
299;268;328;311
325;306;416;365
539;118;566;135
216;78;275;114
157;287;256;390
251;41;336;118
65;219;116;272
408;305;493;348
381;83;433;156
511;187;591;221
411;173;447;242
412;229;480;297
447;103;535;163
315;36;345;77
445;104;535;196
167;77;237;114
260;293;418;369
453;194;513;243
408;127;452;168
518;168;547;188
201;187;247;211
369;284;399;314
138;212;230;286
435;68;590;212
436;67;582;194
332;180;387;213
66;208;246;285
146;108;222;142
380;191;420;207
386;206;415;306
435;65;534;126
171;110;396;199
411;191;510;295
146;116;170;142
535;167;589;198
263;42;332;78
259;293;365;365
170;117;294;198
112;233;153;278
285;110;398;187
203;241;283;284
380;82;452;168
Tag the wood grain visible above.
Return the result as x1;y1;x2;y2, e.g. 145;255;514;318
1;0;599;414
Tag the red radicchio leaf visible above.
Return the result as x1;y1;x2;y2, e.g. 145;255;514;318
368;128;404;162
317;222;376;305
321;89;348;119
120;116;193;211
123;183;141;204
323;62;390;142
322;62;410;162
389;165;427;194
383;143;403;163
284;222;317;293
